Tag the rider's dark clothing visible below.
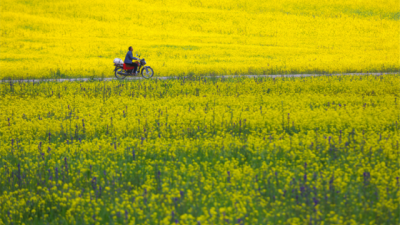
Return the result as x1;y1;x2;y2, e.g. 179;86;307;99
125;63;138;74
124;51;138;64
124;50;139;74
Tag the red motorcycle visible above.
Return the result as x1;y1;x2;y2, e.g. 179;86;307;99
113;54;154;79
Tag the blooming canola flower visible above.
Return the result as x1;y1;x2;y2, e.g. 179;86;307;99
0;75;399;224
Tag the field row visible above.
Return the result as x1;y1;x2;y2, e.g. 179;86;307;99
0;0;399;78
0;75;399;224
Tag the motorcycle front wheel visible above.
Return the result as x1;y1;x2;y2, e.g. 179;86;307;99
141;67;154;79
115;68;126;80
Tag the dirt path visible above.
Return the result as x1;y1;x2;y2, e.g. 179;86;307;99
0;72;396;83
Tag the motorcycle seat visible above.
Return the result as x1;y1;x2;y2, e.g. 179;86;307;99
123;63;136;70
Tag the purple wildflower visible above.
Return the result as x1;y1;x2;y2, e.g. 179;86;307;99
91;177;97;190
64;157;68;173
17;163;21;185
363;172;370;185
55;167;58;180
141;136;145;144
48;169;52;181
313;197;319;206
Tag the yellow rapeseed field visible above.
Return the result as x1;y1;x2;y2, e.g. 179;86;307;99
0;0;399;79
0;75;399;224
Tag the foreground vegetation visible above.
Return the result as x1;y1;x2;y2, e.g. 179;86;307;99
0;74;399;224
0;0;399;79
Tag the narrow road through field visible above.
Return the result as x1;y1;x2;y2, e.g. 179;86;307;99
0;72;396;83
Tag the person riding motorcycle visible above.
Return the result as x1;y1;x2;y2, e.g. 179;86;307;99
124;46;139;74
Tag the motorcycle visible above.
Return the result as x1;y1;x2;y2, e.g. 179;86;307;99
113;54;154;79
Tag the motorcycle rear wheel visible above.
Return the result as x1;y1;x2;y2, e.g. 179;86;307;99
141;67;154;79
115;68;126;80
